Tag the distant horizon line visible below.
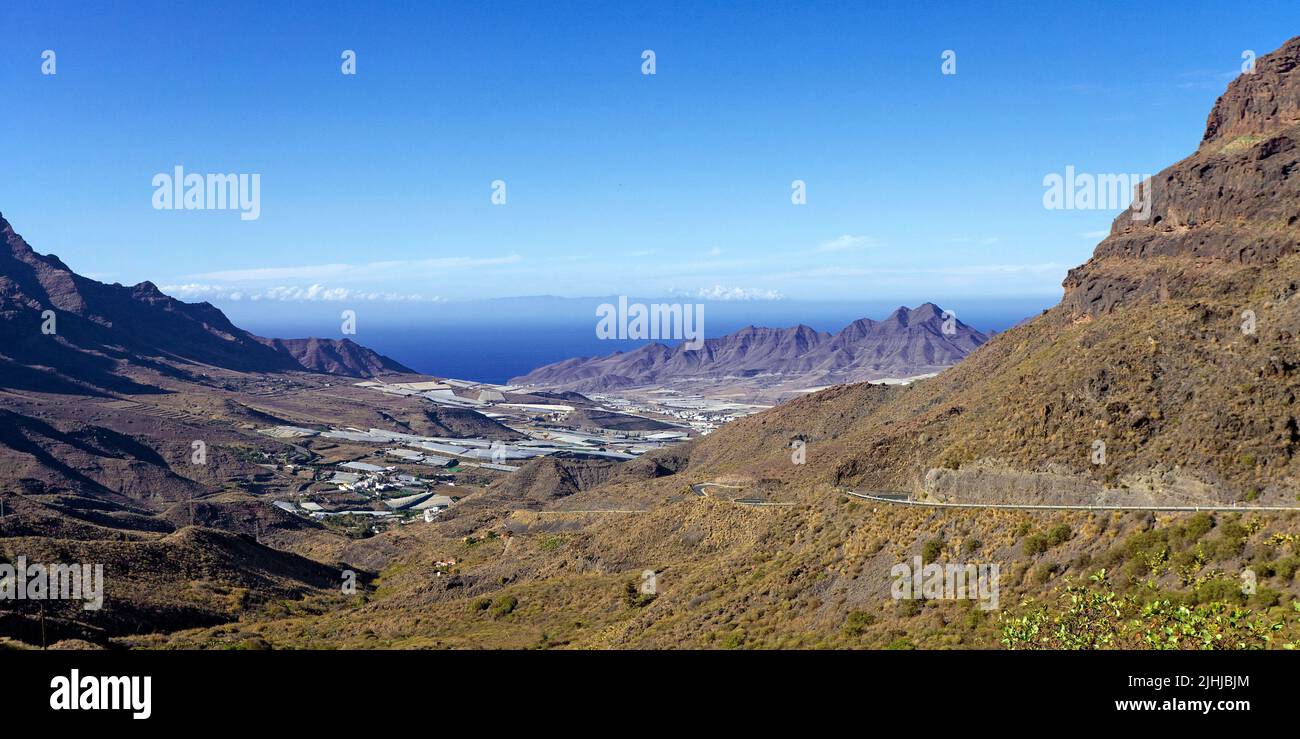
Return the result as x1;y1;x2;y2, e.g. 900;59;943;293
190;292;1065;306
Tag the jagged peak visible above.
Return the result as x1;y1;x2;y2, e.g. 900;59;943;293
1;211;33;256
1202;36;1300;148
882;303;944;326
131;280;167;297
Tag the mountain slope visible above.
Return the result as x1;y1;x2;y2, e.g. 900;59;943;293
0;526;349;645
256;336;414;378
680;38;1300;505
510;303;987;394
0;213;412;391
102;36;1300;655
50;36;1300;654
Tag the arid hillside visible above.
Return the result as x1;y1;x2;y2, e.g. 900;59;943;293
111;39;1300;652
678;38;1300;507
9;38;1300;653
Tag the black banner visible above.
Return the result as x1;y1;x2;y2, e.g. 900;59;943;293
3;649;1290;727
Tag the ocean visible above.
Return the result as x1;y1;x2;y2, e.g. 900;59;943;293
227;296;1056;384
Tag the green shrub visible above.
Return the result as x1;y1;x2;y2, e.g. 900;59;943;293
1000;571;1282;650
1194;577;1245;605
1248;587;1282;609
895;598;924;617
721;629;745;649
1022;533;1049;556
1248;558;1276;578
1107;528;1174;576
1046;523;1073;547
489;594;518;617
1177;513;1214;546
623;582;657;608
1273;555;1300;581
1205;533;1247;560
842;610;875;637
921;538;945;563
1032;561;1060;584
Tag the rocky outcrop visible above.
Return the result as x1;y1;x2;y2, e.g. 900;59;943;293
1062;40;1300;318
1202;37;1300;148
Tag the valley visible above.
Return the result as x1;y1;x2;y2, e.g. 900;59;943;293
5;33;1300;653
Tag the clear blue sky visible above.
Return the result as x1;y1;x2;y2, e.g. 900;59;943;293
2;0;1296;307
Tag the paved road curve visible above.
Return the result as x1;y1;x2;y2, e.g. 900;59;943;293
691;483;796;506
690;482;742;498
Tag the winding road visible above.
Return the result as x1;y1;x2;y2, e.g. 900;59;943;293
690;483;796;506
690;482;742;498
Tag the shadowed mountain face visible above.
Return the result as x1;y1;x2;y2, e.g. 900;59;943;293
510;303;988;394
255;337;414;378
0;212;426;647
0;213;412;391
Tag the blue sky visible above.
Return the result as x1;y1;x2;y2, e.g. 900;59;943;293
1;0;1297;309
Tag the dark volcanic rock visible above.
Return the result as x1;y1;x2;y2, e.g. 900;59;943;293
0;213;411;390
256;336;414;378
1062;39;1300;317
1202;37;1300;148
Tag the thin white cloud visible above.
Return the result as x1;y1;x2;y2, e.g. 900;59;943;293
676;285;785;301
816;234;877;252
183;254;521;282
161;283;443;303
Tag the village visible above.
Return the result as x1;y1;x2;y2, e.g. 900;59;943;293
254;376;752;535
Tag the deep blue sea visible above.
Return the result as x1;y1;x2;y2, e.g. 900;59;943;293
228;296;1055;384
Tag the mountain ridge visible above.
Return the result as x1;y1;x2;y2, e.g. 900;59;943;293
677;37;1300;504
0;212;414;389
510;302;988;395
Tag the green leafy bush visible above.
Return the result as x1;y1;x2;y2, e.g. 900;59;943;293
921;538;945;563
623;582;656;608
489;594;518;618
1000;571;1283;650
842;610;875;637
1046;523;1073;547
895;598;924;617
1022;533;1049;556
1273;555;1300;581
